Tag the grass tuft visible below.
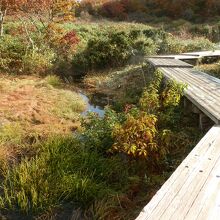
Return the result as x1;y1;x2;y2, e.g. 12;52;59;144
44;75;62;87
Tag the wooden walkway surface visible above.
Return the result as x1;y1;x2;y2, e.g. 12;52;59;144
147;50;220;61
147;58;193;68
160;67;220;124
136;125;220;220
182;50;220;57
147;55;200;60
136;51;220;220
148;58;220;124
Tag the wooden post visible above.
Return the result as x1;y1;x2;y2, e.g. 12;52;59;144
183;97;192;113
199;113;214;131
191;105;201;114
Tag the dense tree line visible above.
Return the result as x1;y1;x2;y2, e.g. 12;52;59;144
78;0;220;21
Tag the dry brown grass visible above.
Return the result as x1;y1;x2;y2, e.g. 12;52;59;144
0;75;86;166
0;75;86;136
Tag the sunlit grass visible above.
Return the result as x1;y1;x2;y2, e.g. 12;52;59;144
197;62;220;79
44;75;62;87
0;136;128;215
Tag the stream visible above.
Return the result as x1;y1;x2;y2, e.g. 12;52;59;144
79;91;108;117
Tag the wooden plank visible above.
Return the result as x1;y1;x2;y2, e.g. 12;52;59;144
143;132;220;220
157;133;220;219
159;67;220;124
147;55;199;60
182;154;220;220
136;126;220;219
172;55;199;60
182;50;220;57
136;127;216;218
136;126;220;220
162;68;220;107
147;58;193;68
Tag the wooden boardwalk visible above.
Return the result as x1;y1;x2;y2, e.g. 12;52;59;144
182;50;220;58
147;55;200;61
136;125;220;220
147;50;220;61
147;58;193;68
148;58;220;124
136;51;220;220
161;67;220;124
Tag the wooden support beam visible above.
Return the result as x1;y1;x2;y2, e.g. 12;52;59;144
199;113;214;131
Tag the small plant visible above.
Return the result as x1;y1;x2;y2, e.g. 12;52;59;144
112;112;159;158
45;75;62;87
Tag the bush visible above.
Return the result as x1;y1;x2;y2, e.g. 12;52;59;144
72;30;157;75
0;35;26;73
0;33;56;75
111;70;185;162
80;109;124;153
100;1;127;20
22;50;56;75
159;35;214;54
159;36;185;54
183;37;214;52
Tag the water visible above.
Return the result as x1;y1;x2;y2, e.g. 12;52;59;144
79;92;106;117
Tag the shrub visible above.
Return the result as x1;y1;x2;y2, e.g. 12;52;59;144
100;1;127;19
159;35;214;54
80;109;123;153
183;37;214;52
22;49;56;75
44;75;62;87
0;33;56;75
72;30;157;75
112;113;160;159
197;62;220;79
143;28;169;42
111;69;186;163
0;35;26;73
159;36;185;54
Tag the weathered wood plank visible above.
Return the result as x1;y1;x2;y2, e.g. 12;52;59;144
160;67;220;124
158;133;220;220
147;55;199;60
136;126;220;220
147;58;193;68
136;126;219;218
181;154;220;220
182;50;220;57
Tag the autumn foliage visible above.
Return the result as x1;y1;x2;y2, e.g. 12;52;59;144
79;0;220;20
111;69;185;162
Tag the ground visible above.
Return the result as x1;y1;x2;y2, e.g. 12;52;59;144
0;74;86;166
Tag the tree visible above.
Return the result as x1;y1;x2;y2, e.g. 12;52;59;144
0;0;77;37
0;0;25;36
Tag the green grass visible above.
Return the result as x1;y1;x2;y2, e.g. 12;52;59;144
0;135;129;216
51;89;86;121
44;75;62;87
